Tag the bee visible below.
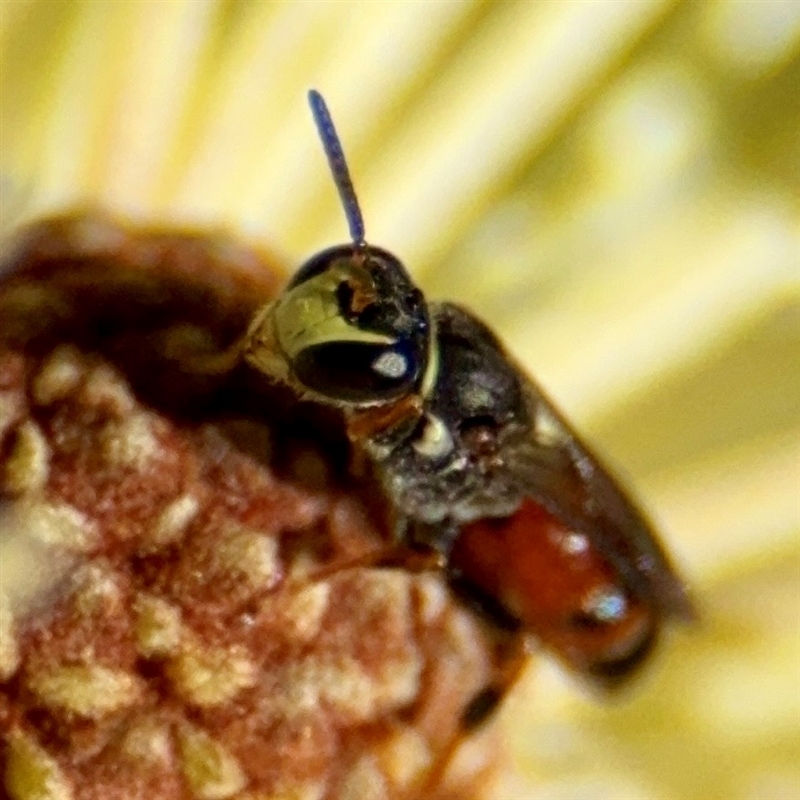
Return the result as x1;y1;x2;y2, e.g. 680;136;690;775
245;90;694;778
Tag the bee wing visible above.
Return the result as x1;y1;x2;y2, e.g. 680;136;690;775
507;374;695;622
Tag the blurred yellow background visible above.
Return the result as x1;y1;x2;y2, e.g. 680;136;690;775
1;2;798;799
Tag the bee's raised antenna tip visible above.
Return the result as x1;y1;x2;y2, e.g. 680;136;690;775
308;90;366;248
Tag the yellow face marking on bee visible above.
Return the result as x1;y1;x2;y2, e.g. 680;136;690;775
419;315;439;400
242;303;292;385
272;263;394;361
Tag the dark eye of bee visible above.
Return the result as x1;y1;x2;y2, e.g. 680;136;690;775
274;244;430;405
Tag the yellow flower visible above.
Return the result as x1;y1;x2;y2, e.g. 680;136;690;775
1;2;798;799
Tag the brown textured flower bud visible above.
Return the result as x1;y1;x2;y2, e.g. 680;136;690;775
0;214;502;800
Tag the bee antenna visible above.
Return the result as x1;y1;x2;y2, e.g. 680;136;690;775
308;89;366;249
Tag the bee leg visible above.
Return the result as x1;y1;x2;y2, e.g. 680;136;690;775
391;513;410;546
461;633;530;731
406;566;529;797
305;517;454;584
405;519;461;558
306;542;445;585
409;632;530;799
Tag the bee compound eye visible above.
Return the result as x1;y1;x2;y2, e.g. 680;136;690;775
292;340;419;404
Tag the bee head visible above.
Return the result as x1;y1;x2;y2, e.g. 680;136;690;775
262;243;430;405
244;91;432;407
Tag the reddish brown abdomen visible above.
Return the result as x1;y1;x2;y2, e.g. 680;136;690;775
450;498;657;684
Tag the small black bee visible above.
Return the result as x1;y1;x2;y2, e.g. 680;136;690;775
244;89;693;781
